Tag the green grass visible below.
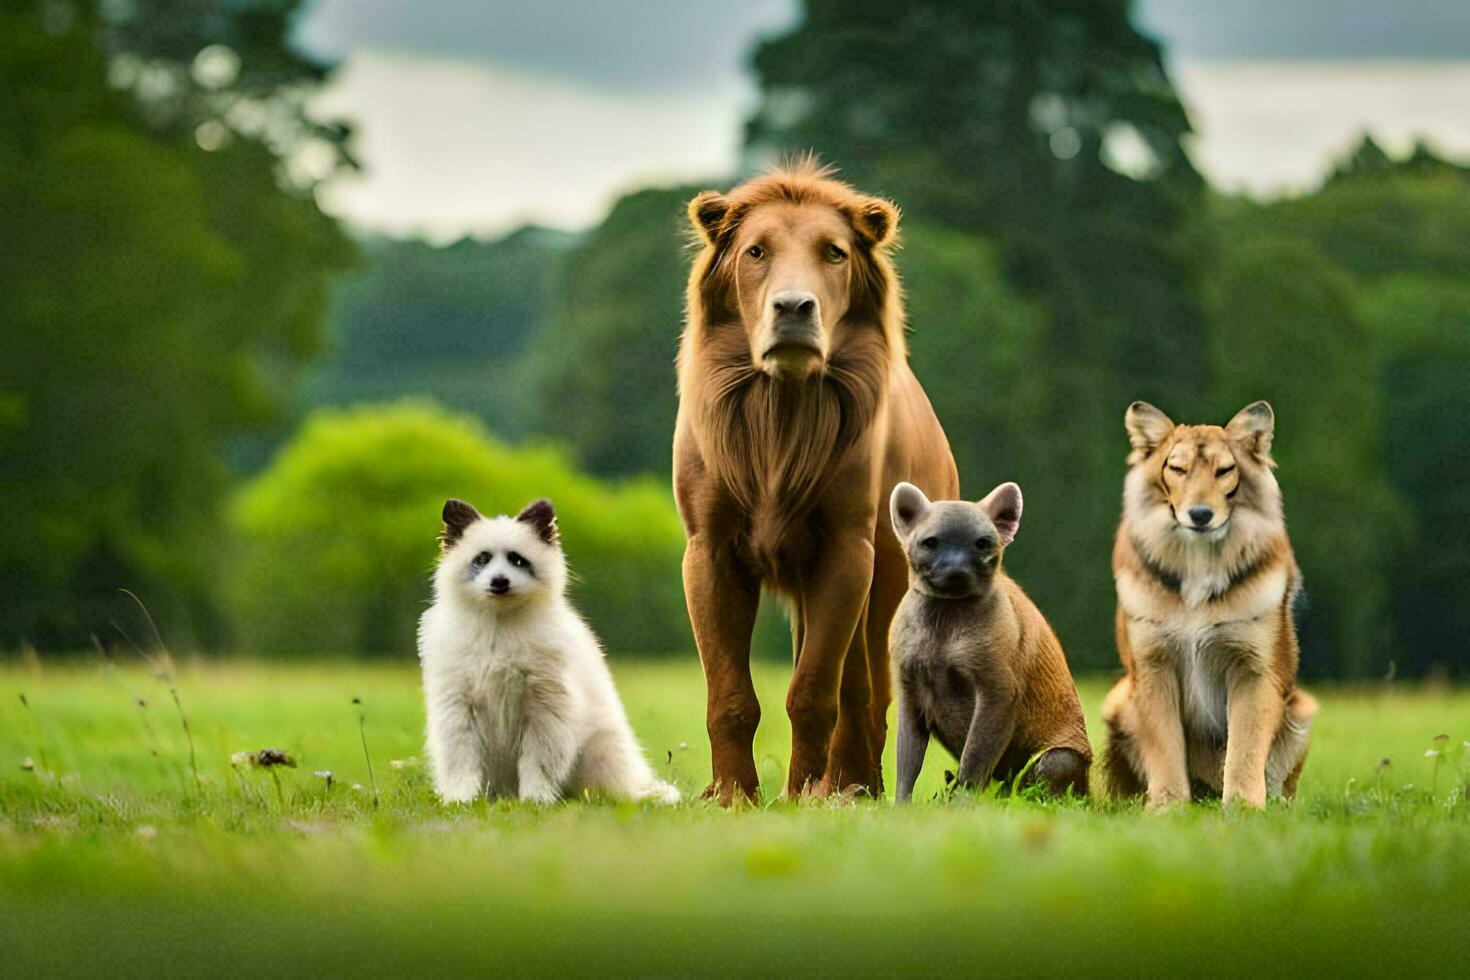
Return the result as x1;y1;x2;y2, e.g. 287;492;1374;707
2;656;1468;976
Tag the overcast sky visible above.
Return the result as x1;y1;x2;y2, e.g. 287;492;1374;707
296;0;1470;240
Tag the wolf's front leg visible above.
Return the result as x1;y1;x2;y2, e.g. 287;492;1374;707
1223;669;1285;809
426;693;485;803
1131;657;1190;809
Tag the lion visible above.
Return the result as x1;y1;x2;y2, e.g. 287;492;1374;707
674;160;958;803
1101;400;1318;809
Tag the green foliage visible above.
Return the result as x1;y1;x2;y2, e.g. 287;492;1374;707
1203;236;1407;677
287;229;577;464
526;186;701;477
0;1;353;649
1206;159;1470;677
227;402;689;656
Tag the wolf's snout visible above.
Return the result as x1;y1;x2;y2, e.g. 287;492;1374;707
1187;505;1215;529
488;575;510;595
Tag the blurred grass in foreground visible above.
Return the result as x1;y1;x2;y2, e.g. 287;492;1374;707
1;658;1468;975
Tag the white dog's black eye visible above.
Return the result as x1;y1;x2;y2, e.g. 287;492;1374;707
471;551;491;567
507;551;529;570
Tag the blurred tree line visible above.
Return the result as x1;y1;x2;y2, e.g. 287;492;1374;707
1;0;354;647
3;1;1466;676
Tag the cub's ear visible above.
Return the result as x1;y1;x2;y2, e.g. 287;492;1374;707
516;498;559;545
688;191;730;244
889;482;932;538
1226;400;1275;461
1125;401;1175;463
978;482;1023;546
850;196;900;247
441;498;482;551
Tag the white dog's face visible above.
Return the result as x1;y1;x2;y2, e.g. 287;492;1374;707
434;499;566;610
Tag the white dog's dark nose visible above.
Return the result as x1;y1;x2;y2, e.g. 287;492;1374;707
488;575;510;595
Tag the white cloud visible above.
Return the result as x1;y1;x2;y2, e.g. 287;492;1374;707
311;51;749;240
308;50;1470;238
1172;59;1470;197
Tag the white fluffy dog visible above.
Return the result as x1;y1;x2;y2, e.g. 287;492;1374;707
418;497;679;805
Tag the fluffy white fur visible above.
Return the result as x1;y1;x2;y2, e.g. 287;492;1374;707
418;501;679;805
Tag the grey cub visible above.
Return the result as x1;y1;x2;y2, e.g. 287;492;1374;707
888;481;1092;802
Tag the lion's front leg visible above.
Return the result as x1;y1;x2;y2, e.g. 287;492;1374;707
787;535;874;797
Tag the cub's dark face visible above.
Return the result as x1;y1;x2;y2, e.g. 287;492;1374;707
890;482;1022;599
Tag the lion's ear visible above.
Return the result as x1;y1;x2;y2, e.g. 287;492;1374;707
851;196;899;247
688;191;730;244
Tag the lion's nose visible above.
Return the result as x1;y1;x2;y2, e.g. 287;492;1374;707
1188;505;1214;528
771;291;817;320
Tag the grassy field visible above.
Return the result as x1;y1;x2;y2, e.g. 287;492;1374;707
2;655;1468;976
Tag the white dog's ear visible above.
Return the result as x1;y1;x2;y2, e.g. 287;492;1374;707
516;498;559;545
441;498;482;551
890;482;932;538
1226;400;1275;462
1125;401;1174;463
978;482;1023;546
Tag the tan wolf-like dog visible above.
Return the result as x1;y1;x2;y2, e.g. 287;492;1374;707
1100;400;1318;809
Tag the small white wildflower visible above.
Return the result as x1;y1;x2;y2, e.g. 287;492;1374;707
135;824;157;840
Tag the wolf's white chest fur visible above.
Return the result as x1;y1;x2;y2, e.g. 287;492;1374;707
1121;550;1291;742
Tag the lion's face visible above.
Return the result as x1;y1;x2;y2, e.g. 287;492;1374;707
687;168;900;382
729;201;856;379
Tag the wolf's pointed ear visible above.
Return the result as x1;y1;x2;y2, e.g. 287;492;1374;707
1125;401;1174;463
850;196;900;247
1226;400;1275;461
516;498;559;545
978;482;1023;546
441;498;481;551
890;482;931;538
688;191;730;244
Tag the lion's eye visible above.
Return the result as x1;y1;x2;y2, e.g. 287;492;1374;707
1167;465;1187;476
826;243;847;263
746;244;764;260
1216;464;1236;478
